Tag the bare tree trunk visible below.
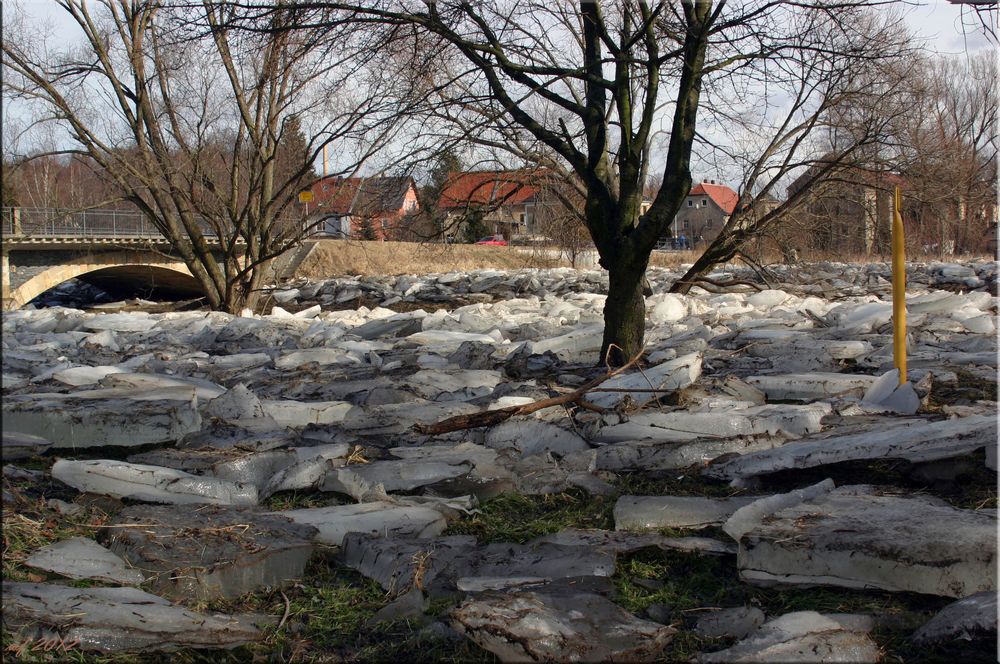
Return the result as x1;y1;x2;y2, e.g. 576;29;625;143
602;263;647;365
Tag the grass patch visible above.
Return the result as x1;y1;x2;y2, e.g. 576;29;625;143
444;489;614;543
612;547;957;662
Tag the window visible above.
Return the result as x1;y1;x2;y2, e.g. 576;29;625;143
702;198;708;206
683;220;690;230
404;199;417;212
687;200;693;207
706;220;713;230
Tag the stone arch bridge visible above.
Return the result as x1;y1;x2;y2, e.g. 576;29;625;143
2;208;212;310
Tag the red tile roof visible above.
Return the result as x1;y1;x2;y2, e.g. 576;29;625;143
437;170;539;209
311;176;414;215
689;182;739;215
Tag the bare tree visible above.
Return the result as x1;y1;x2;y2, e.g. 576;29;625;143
2;0;421;312
220;0;916;363
669;7;916;291
893;52;997;256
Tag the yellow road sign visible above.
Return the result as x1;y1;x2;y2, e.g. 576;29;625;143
299;191;314;203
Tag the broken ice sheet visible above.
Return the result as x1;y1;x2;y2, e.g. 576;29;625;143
322;459;472;500
587;352;702;409
592;403;829;444
706;414;996;482
451;591;675;663
1;431;53;460
859;368;919;415
52;459;258;506
103;505;316;601
24;536;145;586
614;495;758;531
272;501;447;546
910;591;997;645
726;483;997;598
3;396;202;448
744;372;877;401
697;611;879;663
340;532;616;597
2;582;264;652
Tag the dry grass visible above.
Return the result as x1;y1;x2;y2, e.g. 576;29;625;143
293;239;708;280
295;240;562;279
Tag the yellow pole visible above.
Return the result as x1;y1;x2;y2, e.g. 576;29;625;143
891;185;907;384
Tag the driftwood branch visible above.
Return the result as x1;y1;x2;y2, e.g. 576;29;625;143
413;348;645;435
673;276;765;293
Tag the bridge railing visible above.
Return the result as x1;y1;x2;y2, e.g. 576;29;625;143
0;207;226;239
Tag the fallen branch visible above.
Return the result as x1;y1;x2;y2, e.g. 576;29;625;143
672;276;764;293
413;348;645;435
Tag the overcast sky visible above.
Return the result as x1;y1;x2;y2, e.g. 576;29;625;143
5;0;995;179
11;0;996;54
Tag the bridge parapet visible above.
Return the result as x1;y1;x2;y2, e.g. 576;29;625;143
2;207;168;239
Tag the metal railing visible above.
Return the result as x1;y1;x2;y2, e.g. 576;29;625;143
0;207;223;239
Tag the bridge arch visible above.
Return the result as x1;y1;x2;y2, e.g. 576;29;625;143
5;250;203;309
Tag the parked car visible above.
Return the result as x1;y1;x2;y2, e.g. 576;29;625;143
475;234;508;246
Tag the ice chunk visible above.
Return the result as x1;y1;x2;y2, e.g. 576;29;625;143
648;294;687;323
728;485;996;598
860;369;919;415
52;459;258;506
910;591;997;645
3;397;202;448
52;365;125;386
594;404;829;444
745;373;877;400
707;415;996;482
485;419;590;458
588;352;702;409
698;611;878;663
615;495;759;531
24;536;145;586
273;502;447;546
2;582;263;652
105;505;315;601
747;289;790;309
204;383;268;421
528;324;604;361
451;591;674;662
2;431;53;460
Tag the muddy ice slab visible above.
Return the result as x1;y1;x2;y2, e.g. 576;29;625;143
614;495;758;531
706;414;996;482
341;401;479;435
129;443;350;493
744;373;877;401
593;404;829;444
322;459;472;500
451;591;674;662
104;505;315;601
24;536;145;586
3;396;201;448
484;419;590;458
697;611;878;663
2;582;263;652
52;459;258;506
587;352;702;409
273;502;447;546
529;528;736;556
1;431;52;460
340;533;615;596
726;483;997;598
571;434;788;473
910;591;997;645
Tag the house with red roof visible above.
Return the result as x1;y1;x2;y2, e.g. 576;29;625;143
668;180;740;247
308;175;418;240
437;170;541;241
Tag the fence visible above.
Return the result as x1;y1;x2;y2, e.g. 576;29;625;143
0;207;221;239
